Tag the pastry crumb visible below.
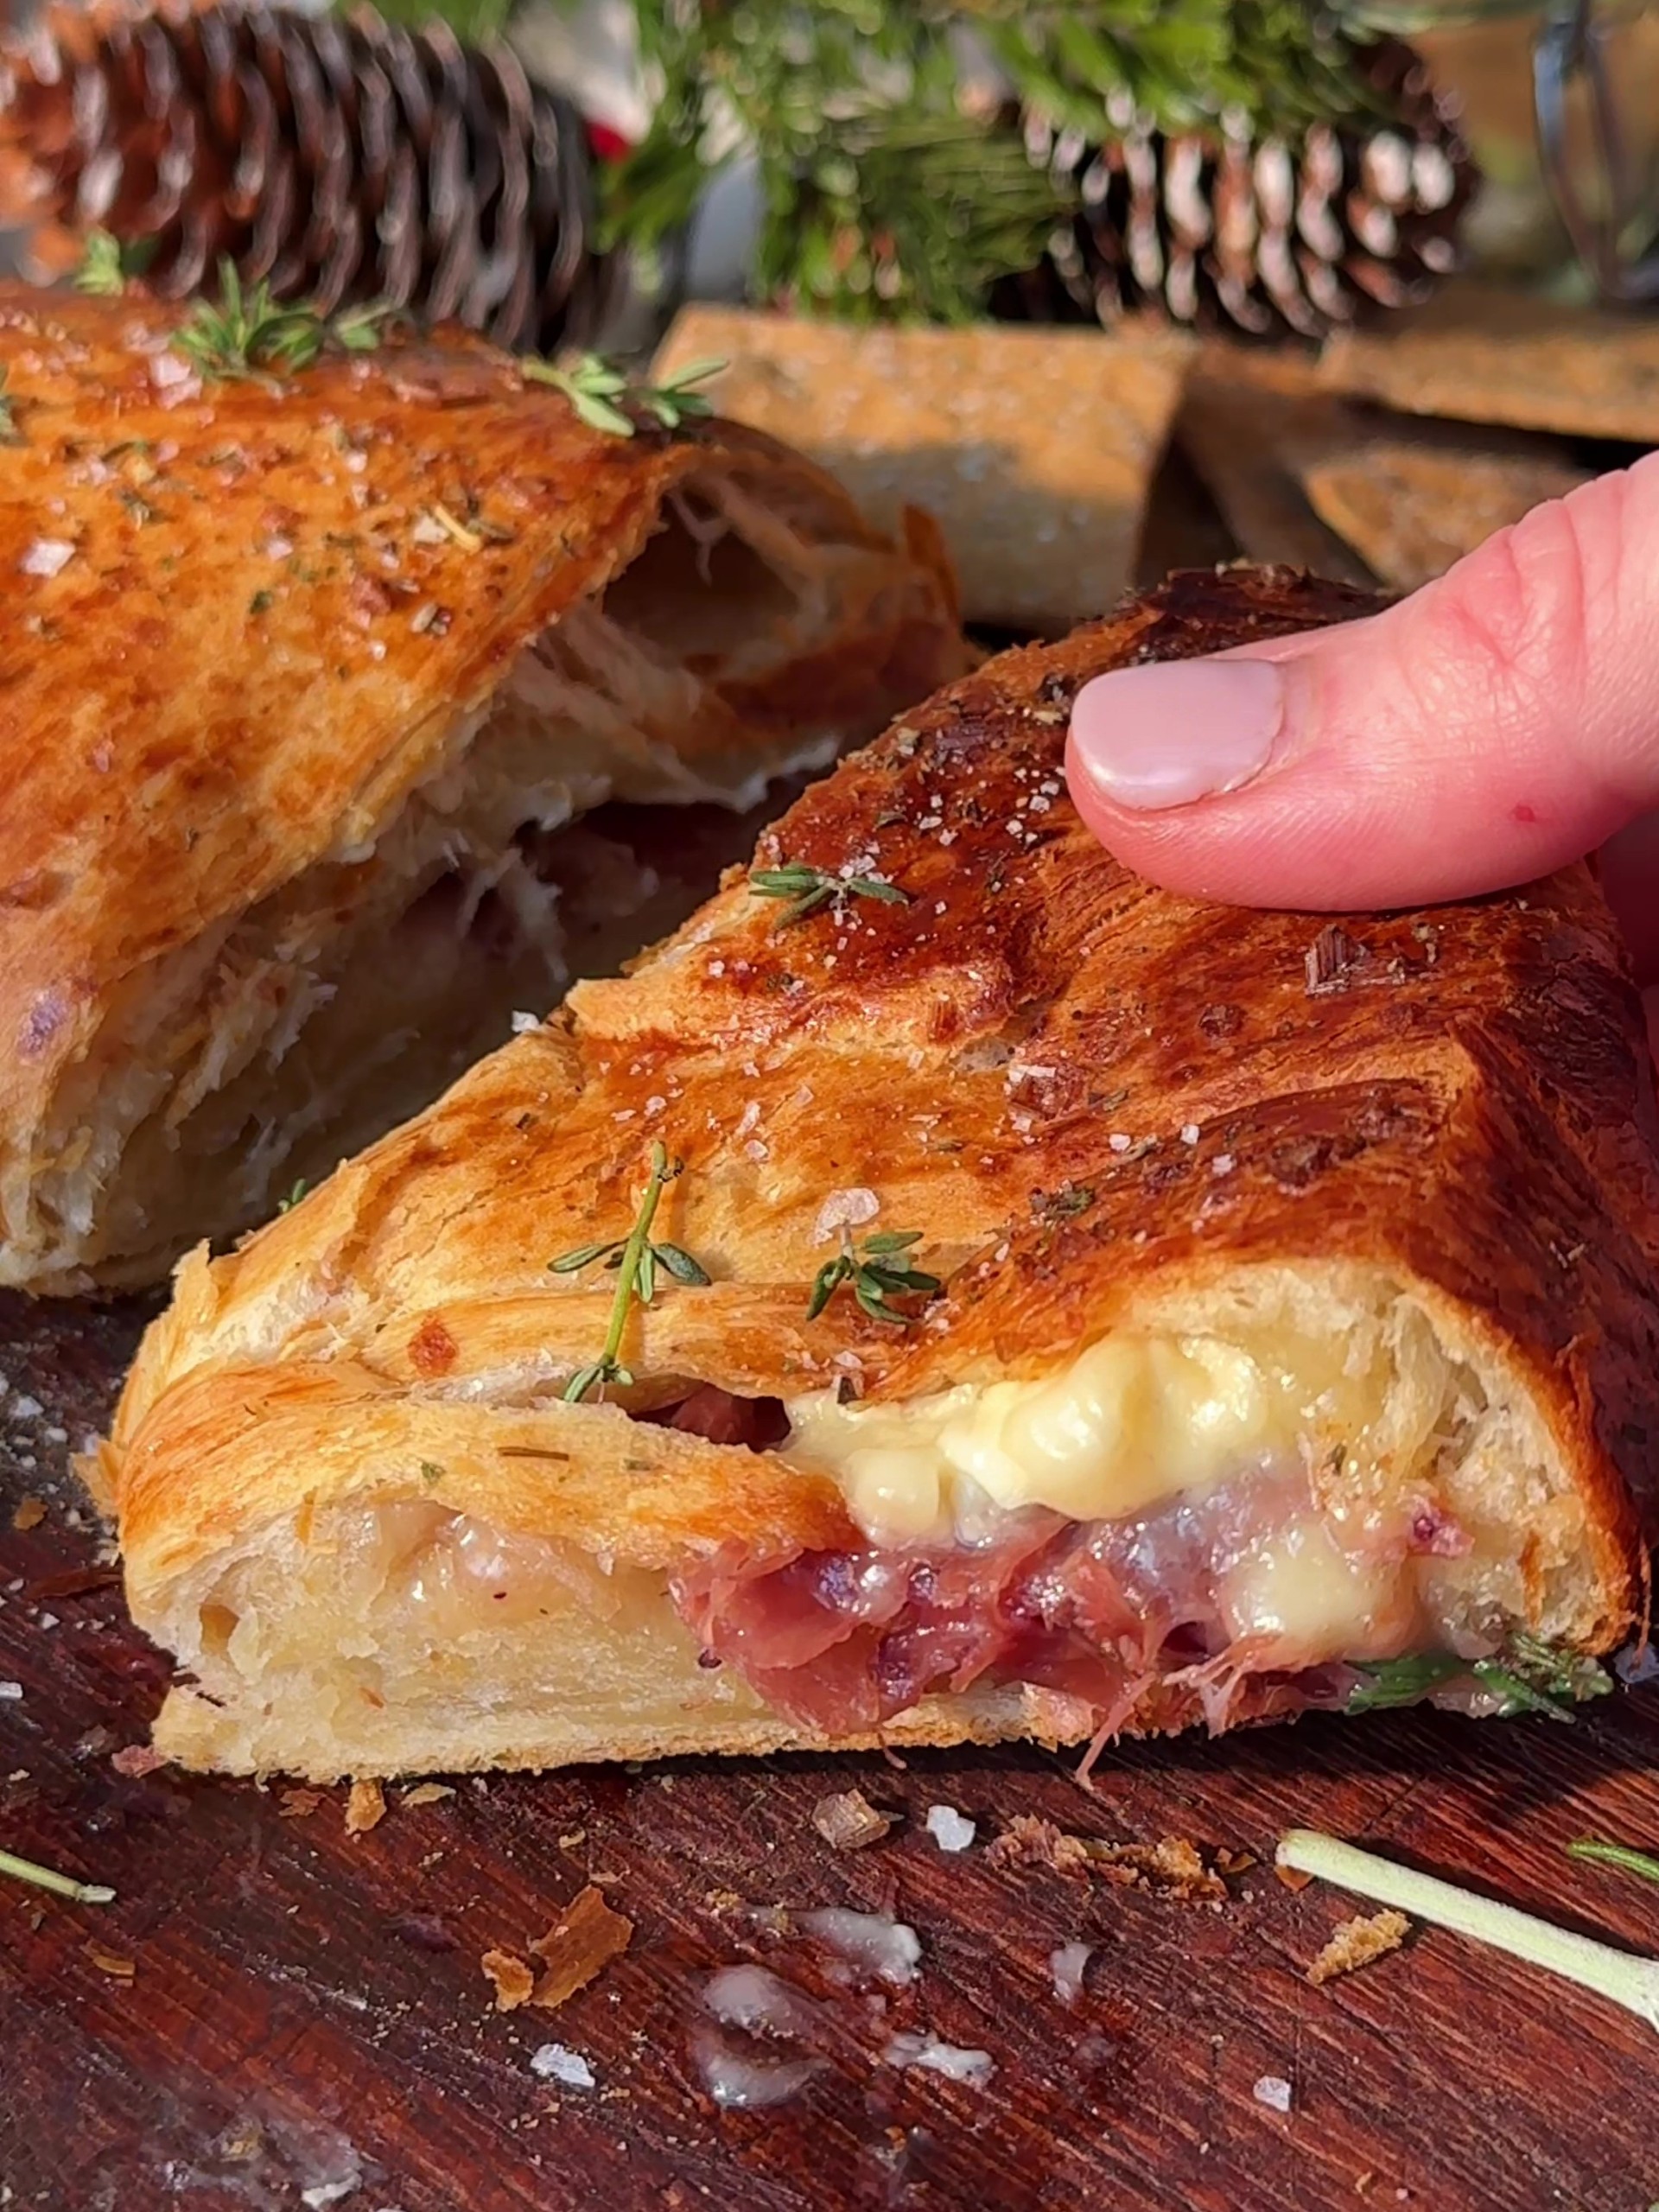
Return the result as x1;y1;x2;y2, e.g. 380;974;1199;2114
482;1948;536;2012
1253;2074;1293;2113
987;1819;1225;1898
401;1783;455;1808
84;1942;136;1980
10;1497;45;1530
344;1778;386;1835
1275;1864;1315;1892
279;1787;325;1820
111;1744;168;1778
529;1884;633;2010
1089;1837;1227;1902
1306;1908;1410;1986
812;1788;894;1852
985;1815;1091;1878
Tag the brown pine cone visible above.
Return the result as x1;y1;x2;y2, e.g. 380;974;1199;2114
0;0;615;353
995;36;1478;340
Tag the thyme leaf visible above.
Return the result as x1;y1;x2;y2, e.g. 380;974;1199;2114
0;368;19;447
554;1143;708;1402
1347;1636;1614;1722
807;1226;938;1326
520;353;722;439
74;229;156;296
749;861;909;927
1345;1653;1465;1713
174;263;393;383
276;1179;308;1214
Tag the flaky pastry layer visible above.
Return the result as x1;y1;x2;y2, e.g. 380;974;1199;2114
97;569;1659;1777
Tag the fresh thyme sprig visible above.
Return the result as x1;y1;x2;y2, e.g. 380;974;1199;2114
0;368;19;448
0;1846;114;1905
276;1179;309;1215
1348;1636;1613;1722
807;1228;939;1326
748;861;909;927
520;353;723;439
74;229;156;296
173;263;391;384
551;1141;709;1403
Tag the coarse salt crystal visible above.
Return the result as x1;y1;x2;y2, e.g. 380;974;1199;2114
798;1907;920;1986
691;2028;820;2110
530;2044;595;2089
1179;1123;1201;1146
925;1804;976;1853
0;1683;22;1700
510;1011;540;1035
43;1427;67;1446
148;351;199;394
1108;1134;1132;1154
884;2032;995;2084
813;1187;880;1244
1254;2074;1293;2113
1212;1154;1236;1178
11;1396;41;1421
1049;1942;1094;2005
20;539;74;578
702;1963;823;2040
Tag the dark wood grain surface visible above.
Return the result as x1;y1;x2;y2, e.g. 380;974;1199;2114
0;1292;1656;2212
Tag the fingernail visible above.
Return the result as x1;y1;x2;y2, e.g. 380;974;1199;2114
1068;657;1287;811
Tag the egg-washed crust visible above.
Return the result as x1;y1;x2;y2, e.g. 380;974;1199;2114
105;567;1659;1686
0;283;960;1162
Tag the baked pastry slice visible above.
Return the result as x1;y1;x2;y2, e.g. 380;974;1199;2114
0;287;964;1290
98;569;1659;1781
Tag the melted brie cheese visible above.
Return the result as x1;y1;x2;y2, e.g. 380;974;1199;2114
787;1332;1302;1545
1218;1519;1406;1660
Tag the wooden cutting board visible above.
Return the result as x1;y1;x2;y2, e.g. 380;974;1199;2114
1;1292;1656;2212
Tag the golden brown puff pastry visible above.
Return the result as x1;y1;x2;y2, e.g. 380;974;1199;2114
96;569;1659;1782
0;287;966;1292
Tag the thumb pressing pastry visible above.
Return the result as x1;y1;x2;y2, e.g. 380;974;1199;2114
97;569;1659;1782
0;286;965;1291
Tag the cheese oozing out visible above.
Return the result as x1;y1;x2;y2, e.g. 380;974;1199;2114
782;1318;1460;1659
785;1332;1309;1546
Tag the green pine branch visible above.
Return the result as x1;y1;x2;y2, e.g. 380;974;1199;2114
603;0;1403;323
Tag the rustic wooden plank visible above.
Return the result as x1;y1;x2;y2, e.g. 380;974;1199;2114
1;1288;1656;2212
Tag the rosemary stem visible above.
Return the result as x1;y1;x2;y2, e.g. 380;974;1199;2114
0;1847;115;1905
1278;1830;1659;2032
